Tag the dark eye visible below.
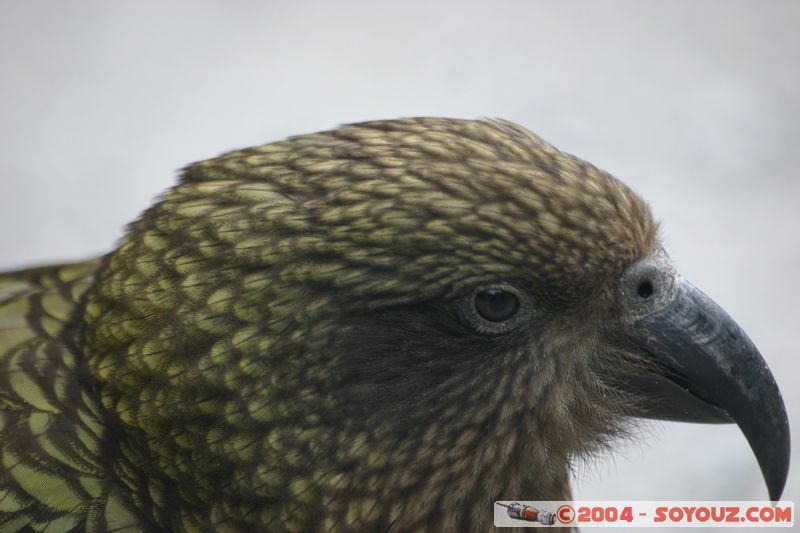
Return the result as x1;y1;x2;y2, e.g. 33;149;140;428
474;289;520;322
460;282;530;334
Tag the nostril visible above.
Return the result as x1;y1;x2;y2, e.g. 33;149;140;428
637;280;654;299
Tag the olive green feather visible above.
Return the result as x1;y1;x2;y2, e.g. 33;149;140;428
1;118;658;531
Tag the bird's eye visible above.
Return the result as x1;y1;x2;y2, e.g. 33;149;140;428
459;282;530;334
474;289;519;322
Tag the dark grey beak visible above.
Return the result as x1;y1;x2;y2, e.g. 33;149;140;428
624;278;790;501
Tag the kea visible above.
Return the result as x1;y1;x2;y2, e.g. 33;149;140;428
0;118;790;532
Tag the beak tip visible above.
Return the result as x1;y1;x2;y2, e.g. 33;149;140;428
765;424;790;502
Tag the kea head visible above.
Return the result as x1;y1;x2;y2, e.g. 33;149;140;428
79;118;789;530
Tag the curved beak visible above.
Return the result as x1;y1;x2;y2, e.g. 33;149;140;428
623;278;790;501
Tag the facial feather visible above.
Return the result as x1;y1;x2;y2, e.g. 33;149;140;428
74;117;658;530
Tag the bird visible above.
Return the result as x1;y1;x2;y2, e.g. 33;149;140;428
0;117;789;532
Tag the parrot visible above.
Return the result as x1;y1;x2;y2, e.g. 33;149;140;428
0;118;790;532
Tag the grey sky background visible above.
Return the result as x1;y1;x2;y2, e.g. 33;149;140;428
1;0;797;526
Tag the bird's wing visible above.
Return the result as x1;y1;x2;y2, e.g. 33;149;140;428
0;260;141;532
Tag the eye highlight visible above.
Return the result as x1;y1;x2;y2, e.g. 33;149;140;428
474;289;519;322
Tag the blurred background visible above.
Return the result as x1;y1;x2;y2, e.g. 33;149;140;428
1;0;797;527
